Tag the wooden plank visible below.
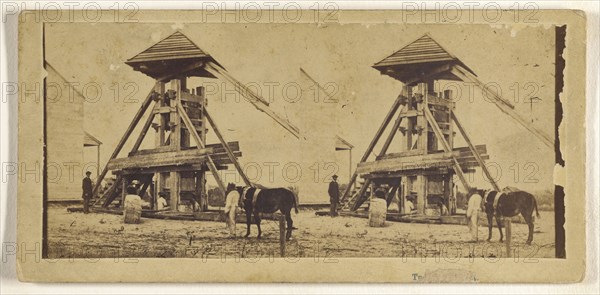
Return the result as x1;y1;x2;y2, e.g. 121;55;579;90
452;112;500;191
424;107;470;191
364;168;450;179
204;109;252;187
451;65;553;149
131;142;239;157
340;94;405;204
92;84;158;198
117;162;232;176
379;145;486;160
108;148;213;170
357;151;489;175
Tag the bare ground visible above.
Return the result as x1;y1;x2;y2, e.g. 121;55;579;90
46;205;556;260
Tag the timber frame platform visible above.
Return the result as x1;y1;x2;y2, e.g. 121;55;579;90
91;31;302;213
340;34;553;216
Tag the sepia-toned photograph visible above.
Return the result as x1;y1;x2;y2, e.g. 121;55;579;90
13;7;590;284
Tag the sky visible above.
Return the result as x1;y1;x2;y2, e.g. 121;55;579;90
45;21;556;201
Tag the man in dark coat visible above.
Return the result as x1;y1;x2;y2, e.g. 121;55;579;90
328;174;340;217
82;171;93;214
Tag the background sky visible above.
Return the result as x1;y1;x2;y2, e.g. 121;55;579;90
45;22;556;201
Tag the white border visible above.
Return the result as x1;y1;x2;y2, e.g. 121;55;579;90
1;1;598;293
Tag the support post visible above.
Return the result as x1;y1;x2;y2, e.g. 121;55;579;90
348;149;352;190
96;145;100;179
416;175;426;214
170;171;180;210
506;219;512;258
121;177;127;211
279;214;286;257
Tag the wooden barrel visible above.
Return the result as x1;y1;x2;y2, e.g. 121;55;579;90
369;198;387;227
123;195;142;224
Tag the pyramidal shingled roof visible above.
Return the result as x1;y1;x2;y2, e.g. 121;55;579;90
373;34;476;83
125;31;221;79
127;31;212;63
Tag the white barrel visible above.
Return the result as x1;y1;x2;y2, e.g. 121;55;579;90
123;195;142;224
369;198;387;227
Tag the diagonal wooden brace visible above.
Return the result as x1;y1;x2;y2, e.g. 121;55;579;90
92;83;159;200
452;112;500;191
423;106;471;192
204;109;252;187
340;94;405;204
176;100;227;196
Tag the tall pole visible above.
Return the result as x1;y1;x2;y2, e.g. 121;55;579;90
348;149;352;190
96;145;100;180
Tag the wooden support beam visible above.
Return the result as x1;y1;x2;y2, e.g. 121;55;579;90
100;175;122;207
204;62;301;139
92;83;158;198
379;105;406;157
204;109;252;187
451;65;553;149
107;147;214;170
299;67;336;102
169;170;180;210
416;175;426;214
177;100;227;197
340;94;405;204
451;112;500;191
121;177;127;211
130;108;156;154
349;179;371;211
423;107;471;192
385;180;401;207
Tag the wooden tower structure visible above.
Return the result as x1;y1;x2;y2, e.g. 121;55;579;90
341;34;553;214
92;32;300;211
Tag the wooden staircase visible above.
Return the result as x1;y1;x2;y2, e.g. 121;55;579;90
341;180;371;211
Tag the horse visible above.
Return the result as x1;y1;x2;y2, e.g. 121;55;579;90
238;186;298;240
483;189;540;245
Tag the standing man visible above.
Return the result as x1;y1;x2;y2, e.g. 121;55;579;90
82;171;93;214
223;183;240;238
466;188;483;242
328;174;340;217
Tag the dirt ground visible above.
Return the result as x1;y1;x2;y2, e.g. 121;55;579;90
46;204;556;260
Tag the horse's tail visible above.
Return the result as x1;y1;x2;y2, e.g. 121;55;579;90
533;197;541;219
293;192;299;214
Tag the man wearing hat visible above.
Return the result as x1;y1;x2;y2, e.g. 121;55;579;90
328;175;340;217
82;171;93;214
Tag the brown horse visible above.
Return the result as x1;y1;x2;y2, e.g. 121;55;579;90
238;186;298;240
483;189;540;245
